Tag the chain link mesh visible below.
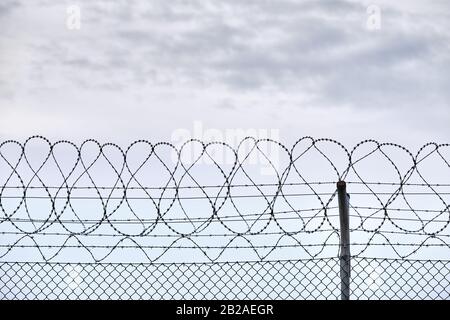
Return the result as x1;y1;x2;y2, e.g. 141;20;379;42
0;259;339;300
1;258;449;300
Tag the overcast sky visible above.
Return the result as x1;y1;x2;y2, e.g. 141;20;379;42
0;0;449;148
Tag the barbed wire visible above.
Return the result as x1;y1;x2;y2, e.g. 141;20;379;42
0;136;448;263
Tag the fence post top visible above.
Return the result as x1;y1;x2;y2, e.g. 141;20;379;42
337;180;346;188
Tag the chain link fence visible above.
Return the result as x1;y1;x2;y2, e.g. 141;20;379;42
1;258;449;300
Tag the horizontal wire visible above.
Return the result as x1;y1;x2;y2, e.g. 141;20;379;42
1;209;449;224
0;229;337;237
0;207;337;224
2;181;450;190
349;214;449;223
0;206;335;221
1;193;335;200
2;192;450;200
0;257;449;265
352;206;449;213
346;181;450;187
349;229;450;237
1;243;448;249
1;229;449;237
0;213;340;225
0;181;337;190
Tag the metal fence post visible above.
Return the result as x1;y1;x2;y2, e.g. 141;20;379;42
337;180;351;300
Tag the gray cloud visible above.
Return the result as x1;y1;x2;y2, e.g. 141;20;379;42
0;0;20;17
51;0;448;108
